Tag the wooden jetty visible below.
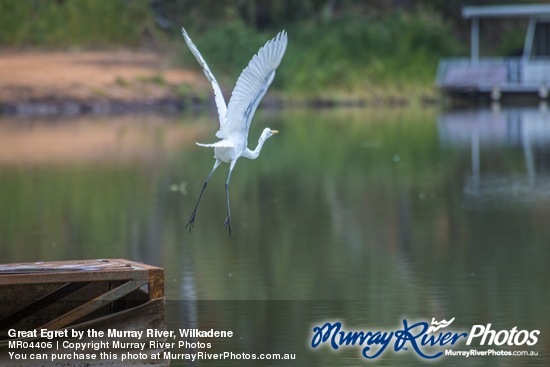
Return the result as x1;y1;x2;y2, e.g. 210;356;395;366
0;259;167;366
437;4;550;103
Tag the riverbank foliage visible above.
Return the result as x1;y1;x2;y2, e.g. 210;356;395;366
0;0;153;47
0;0;525;98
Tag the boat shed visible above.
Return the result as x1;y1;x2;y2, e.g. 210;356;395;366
436;4;550;102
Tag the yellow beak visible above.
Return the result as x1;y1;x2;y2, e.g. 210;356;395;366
271;130;279;134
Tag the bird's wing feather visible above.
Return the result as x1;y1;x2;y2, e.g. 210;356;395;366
181;28;227;127
218;30;287;139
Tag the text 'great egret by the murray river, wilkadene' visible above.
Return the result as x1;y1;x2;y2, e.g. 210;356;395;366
181;28;288;237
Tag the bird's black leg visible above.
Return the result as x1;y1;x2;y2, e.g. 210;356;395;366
224;182;233;237
186;160;220;233
224;162;236;237
186;180;207;232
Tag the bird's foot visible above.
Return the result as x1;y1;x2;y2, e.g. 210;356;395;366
224;215;233;237
185;211;197;233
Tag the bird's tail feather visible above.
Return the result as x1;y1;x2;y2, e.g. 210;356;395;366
196;141;235;148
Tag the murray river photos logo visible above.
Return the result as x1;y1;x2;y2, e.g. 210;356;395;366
310;318;540;360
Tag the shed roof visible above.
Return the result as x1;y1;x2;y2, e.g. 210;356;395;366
463;4;550;18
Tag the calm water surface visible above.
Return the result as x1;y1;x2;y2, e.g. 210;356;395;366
0;107;548;366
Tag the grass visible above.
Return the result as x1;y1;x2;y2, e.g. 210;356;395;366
0;0;153;48
135;73;167;86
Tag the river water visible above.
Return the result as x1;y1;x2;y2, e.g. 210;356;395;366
0;106;548;366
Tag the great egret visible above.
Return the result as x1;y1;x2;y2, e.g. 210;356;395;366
181;28;287;236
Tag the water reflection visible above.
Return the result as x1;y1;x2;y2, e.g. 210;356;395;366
0;107;548;365
439;107;550;201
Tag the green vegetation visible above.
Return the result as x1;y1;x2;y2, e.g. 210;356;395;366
0;0;528;99
185;7;461;98
0;0;153;47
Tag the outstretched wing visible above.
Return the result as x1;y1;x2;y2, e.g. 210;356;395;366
218;30;287;139
181;28;227;127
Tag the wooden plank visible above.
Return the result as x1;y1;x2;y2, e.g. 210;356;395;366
0;259;162;285
0;299;168;366
0;270;147;285
0;282;88;330
148;267;164;300
0;259;130;272
38;279;148;330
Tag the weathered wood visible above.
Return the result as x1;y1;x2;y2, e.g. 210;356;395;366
0;299;168;366
0;282;88;330
0;259;165;337
0;259;155;285
0;259;167;366
38;279;148;330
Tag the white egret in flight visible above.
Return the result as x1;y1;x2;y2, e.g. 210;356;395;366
181;28;287;236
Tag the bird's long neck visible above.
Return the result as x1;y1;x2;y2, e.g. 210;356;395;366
242;135;268;160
